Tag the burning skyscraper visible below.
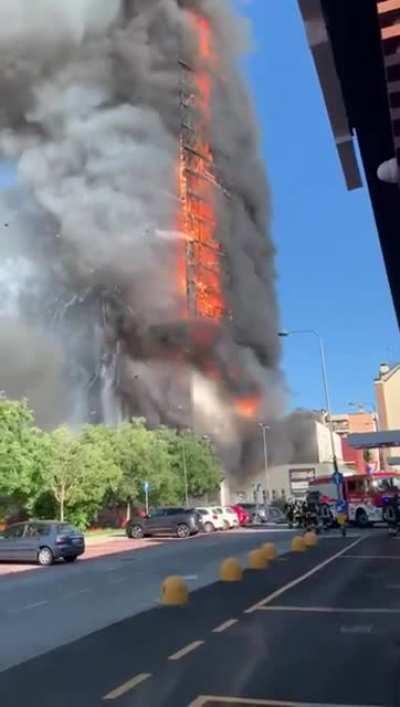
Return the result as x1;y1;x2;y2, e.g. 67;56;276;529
0;0;282;475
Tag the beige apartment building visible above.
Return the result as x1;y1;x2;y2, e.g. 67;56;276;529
375;363;400;464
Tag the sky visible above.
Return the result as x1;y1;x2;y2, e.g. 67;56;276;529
235;0;399;415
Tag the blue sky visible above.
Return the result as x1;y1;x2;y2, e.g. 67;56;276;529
235;0;399;413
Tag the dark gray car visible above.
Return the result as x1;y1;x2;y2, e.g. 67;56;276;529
0;521;85;566
126;507;200;539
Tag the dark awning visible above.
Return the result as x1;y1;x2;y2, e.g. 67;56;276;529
348;430;400;449
298;0;400;328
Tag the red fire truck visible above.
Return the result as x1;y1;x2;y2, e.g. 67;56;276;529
309;472;400;527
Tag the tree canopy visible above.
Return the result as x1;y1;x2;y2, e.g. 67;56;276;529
0;397;222;527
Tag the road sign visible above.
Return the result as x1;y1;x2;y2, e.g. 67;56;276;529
336;499;347;513
332;470;344;487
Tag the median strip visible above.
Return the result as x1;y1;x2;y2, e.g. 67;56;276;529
103;672;152;700
168;640;204;661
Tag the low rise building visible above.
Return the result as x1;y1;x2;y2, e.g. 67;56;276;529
224;416;345;504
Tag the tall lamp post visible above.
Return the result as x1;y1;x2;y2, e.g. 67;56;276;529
279;329;339;475
176;427;190;508
258;423;270;503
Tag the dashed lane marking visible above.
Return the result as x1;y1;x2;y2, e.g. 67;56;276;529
244;537;363;614
103;673;152;700
9;600;48;614
212;618;238;633
108;577;128;584
256;605;400;614
340;625;373;634
168;640;205;661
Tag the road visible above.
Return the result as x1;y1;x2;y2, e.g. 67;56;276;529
0;527;293;673
2;530;400;707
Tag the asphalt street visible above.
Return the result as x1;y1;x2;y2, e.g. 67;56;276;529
0;527;293;672
3;530;400;707
2;531;399;707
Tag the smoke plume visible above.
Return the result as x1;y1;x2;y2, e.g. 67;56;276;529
0;0;282;472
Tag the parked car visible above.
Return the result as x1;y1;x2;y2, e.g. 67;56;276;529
218;506;239;529
238;503;287;525
265;505;287;525
126;507;200;539
0;521;85;566
231;504;251;526
196;507;225;532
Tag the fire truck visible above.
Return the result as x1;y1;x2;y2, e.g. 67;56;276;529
308;472;400;527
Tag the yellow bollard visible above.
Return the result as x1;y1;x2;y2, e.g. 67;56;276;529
261;542;278;561
248;549;268;570
291;535;307;553
161;576;189;606
304;531;318;548
219;557;243;582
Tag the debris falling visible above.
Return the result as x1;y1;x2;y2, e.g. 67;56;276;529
0;0;283;476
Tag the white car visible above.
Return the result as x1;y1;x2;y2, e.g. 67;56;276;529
219;506;239;529
196;507;225;532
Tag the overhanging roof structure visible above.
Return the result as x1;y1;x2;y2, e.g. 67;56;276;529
348;430;400;449
298;0;400;328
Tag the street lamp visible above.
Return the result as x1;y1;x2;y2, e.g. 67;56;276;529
278;329;339;474
257;423;270;503
176;426;190;508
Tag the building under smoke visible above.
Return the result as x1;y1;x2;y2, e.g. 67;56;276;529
0;0;282;475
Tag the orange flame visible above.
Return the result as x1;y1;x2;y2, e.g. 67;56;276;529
177;12;225;321
233;395;263;420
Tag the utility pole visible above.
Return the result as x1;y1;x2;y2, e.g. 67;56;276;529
279;330;339;474
258;423;270;503
181;437;189;508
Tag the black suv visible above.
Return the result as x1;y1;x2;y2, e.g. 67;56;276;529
126;507;200;539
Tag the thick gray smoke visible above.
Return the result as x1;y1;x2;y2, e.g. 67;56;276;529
0;0;282;471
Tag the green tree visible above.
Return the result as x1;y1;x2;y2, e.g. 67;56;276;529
155;427;221;503
42;426;121;525
113;420;178;518
0;397;51;514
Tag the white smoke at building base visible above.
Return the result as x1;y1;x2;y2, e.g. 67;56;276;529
0;0;283;474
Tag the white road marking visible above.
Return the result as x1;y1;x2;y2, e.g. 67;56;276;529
62;588;91;599
103;672;151;700
244;537;363;614
257;605;400;614
183;575;198;581
9;600;48;614
212;618;238;633
168;640;204;661
340;625;373;634
340;555;400;560
187;696;382;706
109;576;128;584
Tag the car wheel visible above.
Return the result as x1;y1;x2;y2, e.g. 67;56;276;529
204;522;214;533
64;555;78;563
356;509;369;528
38;547;54;566
176;523;190;539
130;525;144;539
